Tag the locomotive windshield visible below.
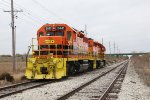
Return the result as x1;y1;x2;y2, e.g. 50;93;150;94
45;31;64;36
55;32;64;36
46;32;54;36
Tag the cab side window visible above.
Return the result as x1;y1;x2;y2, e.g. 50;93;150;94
67;31;71;40
46;32;54;36
39;32;44;37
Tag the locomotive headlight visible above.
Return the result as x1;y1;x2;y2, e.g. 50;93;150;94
53;60;57;64
32;51;35;55
31;60;35;64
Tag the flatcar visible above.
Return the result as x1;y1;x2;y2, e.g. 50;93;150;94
25;24;106;79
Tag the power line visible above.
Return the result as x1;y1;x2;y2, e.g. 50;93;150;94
21;12;44;24
19;14;41;25
2;0;48;24
12;1;49;23
0;7;4;10
31;0;69;23
0;2;10;8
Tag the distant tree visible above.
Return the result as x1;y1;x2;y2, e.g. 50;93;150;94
0;55;12;57
16;53;22;57
131;51;137;53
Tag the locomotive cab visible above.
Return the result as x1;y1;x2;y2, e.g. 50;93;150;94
33;24;76;57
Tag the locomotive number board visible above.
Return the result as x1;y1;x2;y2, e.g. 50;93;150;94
45;26;52;31
56;26;65;30
45;26;65;31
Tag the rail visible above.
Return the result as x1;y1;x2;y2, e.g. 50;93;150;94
0;80;53;99
56;61;128;100
99;61;128;100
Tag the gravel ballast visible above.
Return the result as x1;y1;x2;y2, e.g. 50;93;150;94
0;62;123;100
117;60;150;100
67;63;125;100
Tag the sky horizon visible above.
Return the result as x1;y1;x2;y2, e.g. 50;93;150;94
0;0;150;55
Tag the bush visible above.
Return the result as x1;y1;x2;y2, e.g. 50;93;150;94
0;55;12;57
0;73;14;82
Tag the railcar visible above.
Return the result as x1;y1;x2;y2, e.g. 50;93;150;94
25;24;106;79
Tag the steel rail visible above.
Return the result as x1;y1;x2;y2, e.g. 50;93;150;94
0;80;53;99
56;61;127;100
0;80;35;91
99;62;128;100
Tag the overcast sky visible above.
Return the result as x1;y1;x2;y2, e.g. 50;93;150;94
0;0;150;55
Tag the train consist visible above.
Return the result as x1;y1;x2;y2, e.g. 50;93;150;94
25;24;106;79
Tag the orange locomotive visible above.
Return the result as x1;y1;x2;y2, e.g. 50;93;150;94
25;24;106;79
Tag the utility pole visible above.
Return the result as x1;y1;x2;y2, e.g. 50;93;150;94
109;41;111;54
116;46;118;54
4;0;22;72
84;24;87;36
114;41;116;54
109;41;111;60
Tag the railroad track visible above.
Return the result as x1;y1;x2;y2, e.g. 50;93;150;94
56;61;128;100
0;61;127;99
0;80;53;99
99;61;128;100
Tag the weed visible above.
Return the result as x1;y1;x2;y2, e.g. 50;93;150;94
0;73;14;82
131;54;150;86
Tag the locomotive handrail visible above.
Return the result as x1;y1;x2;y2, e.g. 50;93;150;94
26;46;31;67
30;40;104;60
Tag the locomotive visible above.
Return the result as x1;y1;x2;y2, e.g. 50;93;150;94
25;24;106;79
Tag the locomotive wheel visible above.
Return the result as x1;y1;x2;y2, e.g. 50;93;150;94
68;63;76;75
88;62;93;71
103;60;106;66
74;62;80;73
96;61;100;69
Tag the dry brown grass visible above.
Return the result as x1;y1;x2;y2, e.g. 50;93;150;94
0;56;26;62
131;54;150;86
0;62;26;74
0;56;26;86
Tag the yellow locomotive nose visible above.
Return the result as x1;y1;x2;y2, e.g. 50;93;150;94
25;57;67;79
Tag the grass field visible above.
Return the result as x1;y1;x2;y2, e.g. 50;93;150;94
0;56;26;86
131;54;150;86
0;62;26;74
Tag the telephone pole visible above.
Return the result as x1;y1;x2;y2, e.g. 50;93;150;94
109;41;111;54
4;0;22;72
114;41;116;54
84;24;87;36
